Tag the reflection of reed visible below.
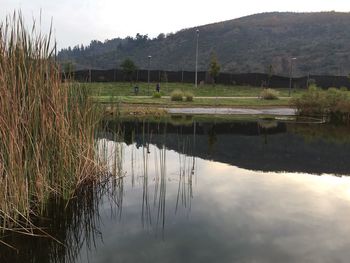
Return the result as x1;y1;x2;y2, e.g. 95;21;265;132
110;141;124;219
131;130;136;187
0;181;106;263
141;121;152;228
156;145;167;235
1;119;199;261
175;138;195;215
131;120;196;232
98;122;125;219
141;143;152;228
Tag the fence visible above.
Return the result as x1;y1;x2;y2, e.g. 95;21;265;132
62;69;350;89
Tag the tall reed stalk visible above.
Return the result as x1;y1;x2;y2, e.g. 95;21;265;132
0;12;103;233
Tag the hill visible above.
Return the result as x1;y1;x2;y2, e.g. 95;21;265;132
58;12;350;76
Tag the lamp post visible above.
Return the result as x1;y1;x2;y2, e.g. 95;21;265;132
195;29;199;88
148;55;152;96
289;57;297;97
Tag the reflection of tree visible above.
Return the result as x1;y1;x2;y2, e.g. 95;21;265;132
258;119;278;145
290;123;350;144
208;125;217;154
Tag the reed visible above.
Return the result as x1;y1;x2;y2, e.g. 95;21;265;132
0;12;103;233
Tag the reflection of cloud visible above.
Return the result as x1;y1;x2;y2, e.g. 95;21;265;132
83;140;350;263
201;159;350;199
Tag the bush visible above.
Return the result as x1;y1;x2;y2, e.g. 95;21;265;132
308;78;316;87
326;88;343;111
152;92;162;98
260;88;279;100
292;86;350;123
291;86;327;116
184;92;194;102
170;89;183;101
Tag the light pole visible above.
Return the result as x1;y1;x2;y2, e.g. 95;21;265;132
289;57;297;97
148;55;152;95
195;29;199;88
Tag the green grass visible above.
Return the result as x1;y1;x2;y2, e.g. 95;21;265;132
84;82;306;98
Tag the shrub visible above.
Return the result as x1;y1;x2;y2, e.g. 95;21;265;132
260;88;279;100
184;92;194;102
326;88;343;111
170;89;183;101
308;78;316;87
292;86;350;123
152;92;162;98
291;86;327;116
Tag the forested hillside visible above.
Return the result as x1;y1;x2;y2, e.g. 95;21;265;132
58;12;350;76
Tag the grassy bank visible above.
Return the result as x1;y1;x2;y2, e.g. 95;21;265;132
0;13;103;235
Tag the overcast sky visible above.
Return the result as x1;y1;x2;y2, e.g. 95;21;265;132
1;0;349;49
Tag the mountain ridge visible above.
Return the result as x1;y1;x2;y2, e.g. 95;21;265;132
58;11;350;76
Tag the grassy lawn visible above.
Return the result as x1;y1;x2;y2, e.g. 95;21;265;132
85;82;305;98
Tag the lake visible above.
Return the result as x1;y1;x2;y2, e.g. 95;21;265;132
2;116;350;263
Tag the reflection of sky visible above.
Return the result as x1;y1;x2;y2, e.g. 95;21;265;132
78;140;350;263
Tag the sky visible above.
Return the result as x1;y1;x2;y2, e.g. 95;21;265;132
1;0;349;49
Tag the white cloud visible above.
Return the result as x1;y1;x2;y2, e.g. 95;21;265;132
1;0;349;49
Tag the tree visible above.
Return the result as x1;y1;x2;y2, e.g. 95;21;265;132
62;61;75;80
208;52;221;105
120;58;137;84
161;71;168;94
161;71;168;83
135;33;149;46
209;52;220;85
157;33;165;40
267;64;274;88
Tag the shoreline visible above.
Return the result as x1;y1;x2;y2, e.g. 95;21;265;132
166;107;296;116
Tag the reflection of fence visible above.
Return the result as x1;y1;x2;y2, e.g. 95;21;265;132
62;69;350;89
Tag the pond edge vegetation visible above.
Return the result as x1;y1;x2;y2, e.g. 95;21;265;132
292;85;350;124
0;12;105;239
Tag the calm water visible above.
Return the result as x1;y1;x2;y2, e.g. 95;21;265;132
2;117;350;263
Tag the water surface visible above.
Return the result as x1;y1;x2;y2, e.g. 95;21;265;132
2;118;350;263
